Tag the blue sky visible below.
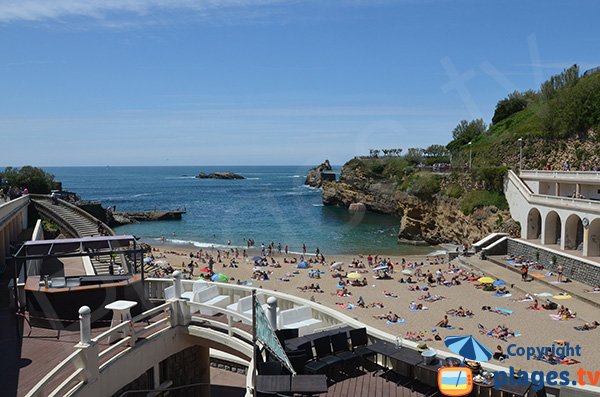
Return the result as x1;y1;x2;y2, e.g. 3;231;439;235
1;0;598;166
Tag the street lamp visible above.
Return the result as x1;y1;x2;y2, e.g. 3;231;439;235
518;138;523;173
468;141;472;170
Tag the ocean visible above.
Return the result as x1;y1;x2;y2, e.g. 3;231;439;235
45;166;437;256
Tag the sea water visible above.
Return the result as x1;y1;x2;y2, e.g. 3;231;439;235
46;166;437;256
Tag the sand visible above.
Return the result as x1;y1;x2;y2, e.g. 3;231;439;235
146;241;600;374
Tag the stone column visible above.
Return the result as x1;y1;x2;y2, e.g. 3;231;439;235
196;346;211;397
583;226;590;257
576;183;581;197
560;218;567;251
266;296;278;330
555;182;559;196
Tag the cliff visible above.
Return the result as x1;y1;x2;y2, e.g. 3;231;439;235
304;160;332;188
322;161;518;245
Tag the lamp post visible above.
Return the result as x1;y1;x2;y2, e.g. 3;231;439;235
518;138;523;173
468;141;472;170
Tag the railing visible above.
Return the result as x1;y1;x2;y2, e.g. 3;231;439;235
25;302;173;397
0;194;29;226
507;170;600;213
520;169;600;180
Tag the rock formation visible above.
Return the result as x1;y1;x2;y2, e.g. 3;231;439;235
322;162;515;245
304;160;333;188
196;172;245;180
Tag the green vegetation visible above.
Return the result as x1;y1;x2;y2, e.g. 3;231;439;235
1;166;57;194
460;190;508;215
445;184;464;199
470;166;508;193
402;172;440;200
42;219;60;234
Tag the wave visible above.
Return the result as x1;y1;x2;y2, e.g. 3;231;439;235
427;249;448;256
312;204;324;207
245;177;260;180
162;238;246;250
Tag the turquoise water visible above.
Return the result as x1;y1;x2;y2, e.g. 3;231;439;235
46;166;435;255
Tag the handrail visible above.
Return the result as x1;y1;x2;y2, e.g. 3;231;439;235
0;195;30;225
24;350;83;397
521;169;600;180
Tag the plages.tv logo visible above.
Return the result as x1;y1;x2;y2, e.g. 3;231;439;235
438;335;492;396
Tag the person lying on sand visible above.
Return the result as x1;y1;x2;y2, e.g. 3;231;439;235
369;302;385;309
447;306;473;317
527;299;540;310
583;286;600;293
480;324;515;341
482;306;510;316
384;290;398;298
576;321;599;330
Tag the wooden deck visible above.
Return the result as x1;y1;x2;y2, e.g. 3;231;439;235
318;371;433;397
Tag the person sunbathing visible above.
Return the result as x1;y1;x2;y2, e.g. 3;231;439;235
579;321;599;330
542;299;558;310
447;306;472;317
387;312;401;323
493;345;506;361
527;299;540;310
384;290;398;298
583;286;600;293
435;315;450;328
370;301;385;309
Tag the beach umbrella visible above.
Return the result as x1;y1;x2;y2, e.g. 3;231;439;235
347;272;362;280
252;256;263;261
493;280;506;286
297;261;309;269
478;277;495;284
373;265;389;271
402;269;414;275
143;257;153;263
444;335;492;362
211;273;229;283
199;267;211;273
330;262;344;270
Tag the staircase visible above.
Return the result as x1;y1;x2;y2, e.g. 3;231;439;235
31;196;125;275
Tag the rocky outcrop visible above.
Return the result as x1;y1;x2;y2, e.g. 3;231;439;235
305;160;332;188
322;163;515;245
196;172;245;180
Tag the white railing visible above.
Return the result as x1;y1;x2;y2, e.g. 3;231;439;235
0;194;29;227
521;169;600;180
508;170;600;213
25;302;173;397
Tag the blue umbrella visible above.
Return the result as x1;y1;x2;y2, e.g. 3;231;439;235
252;256;263;261
444;335;492;362
493;280;506;286
297;261;309;269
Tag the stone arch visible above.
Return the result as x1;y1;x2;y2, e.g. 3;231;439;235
544;211;561;245
526;208;542;240
564;214;584;251
588;218;600;257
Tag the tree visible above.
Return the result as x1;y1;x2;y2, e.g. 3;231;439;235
1;166;56;194
540;64;580;100
447;119;487;152
492;91;533;124
405;148;424;165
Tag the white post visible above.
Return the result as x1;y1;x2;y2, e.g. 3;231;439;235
266;296;278;330
173;271;182;299
79;306;91;345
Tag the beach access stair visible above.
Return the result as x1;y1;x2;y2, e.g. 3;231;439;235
30;195;126;276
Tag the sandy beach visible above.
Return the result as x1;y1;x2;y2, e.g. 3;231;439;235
146;241;600;374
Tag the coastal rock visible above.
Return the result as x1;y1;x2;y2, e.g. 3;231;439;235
323;162;516;245
196;172;245;180
305;160;333;188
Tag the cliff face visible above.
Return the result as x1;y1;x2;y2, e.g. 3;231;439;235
322;164;516;245
305;160;332;188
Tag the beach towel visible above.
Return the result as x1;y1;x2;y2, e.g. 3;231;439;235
553;295;572;300
527;306;546;311
549;314;573;321
494;307;512;315
242;281;253;286
535;292;553;297
549;281;563;285
386;319;407;324
494;293;512;297
531;273;545;279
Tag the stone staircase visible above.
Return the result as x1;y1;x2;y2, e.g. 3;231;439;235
31;196;125;275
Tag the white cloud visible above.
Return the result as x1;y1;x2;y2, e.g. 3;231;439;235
0;0;288;24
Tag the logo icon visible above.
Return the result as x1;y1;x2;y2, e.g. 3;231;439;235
438;367;473;396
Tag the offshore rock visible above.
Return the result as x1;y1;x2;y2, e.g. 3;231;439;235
196;172;245;180
305;160;333;188
348;202;367;212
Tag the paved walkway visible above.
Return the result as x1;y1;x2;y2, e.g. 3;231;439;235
456;255;600;321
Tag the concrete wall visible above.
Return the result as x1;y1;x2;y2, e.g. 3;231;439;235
507;239;600;286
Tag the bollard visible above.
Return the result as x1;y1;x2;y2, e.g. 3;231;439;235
266;296;278;330
79;306;92;345
173;271;182;299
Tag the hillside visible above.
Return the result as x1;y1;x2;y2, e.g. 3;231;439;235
320;65;600;244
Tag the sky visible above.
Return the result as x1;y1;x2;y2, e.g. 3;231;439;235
1;0;599;166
